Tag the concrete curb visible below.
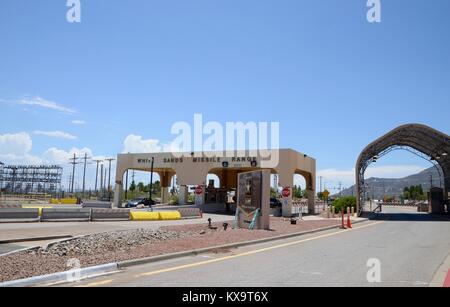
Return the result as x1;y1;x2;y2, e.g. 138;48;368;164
118;218;369;268
0;235;72;244
0;263;119;287
429;251;450;287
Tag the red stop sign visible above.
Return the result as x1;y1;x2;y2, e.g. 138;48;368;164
195;185;203;195
282;187;291;198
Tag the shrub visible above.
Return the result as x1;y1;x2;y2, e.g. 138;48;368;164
332;196;356;214
170;194;179;205
187;193;195;203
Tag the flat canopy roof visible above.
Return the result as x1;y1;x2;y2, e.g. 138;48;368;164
115;148;316;187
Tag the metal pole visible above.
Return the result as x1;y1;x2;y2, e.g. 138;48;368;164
125;169;129;200
149;157;154;201
94;160;100;195
82;153;87;198
100;164;104;196
70;154;76;194
107;159;112;201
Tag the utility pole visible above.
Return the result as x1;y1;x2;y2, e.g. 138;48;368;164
105;158;115;201
93;159;103;195
338;182;342;197
81;153;92;199
68;154;80;194
100;163;104;196
103;167;107;192
319;176;323;193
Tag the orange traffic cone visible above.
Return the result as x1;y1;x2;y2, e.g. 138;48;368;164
347;209;352;229
341;209;347;229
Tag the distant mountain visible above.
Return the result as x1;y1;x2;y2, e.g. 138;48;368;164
337;167;441;199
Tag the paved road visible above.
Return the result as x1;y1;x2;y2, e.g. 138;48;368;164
67;207;450;287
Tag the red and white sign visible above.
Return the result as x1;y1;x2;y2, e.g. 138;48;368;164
282;187;291;198
195;185;203;195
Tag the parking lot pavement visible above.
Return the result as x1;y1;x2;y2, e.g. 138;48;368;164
0;213;231;245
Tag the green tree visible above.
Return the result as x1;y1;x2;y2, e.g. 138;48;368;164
332;196;356;214
317;192;324;200
129;181;136;192
137;182;145;192
270;187;279;198
292;185;303;199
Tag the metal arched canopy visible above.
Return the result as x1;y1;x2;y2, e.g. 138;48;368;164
356;123;450;214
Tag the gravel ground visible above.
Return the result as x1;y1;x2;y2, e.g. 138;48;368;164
0;217;340;282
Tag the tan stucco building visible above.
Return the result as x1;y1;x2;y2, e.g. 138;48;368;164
113;149;316;217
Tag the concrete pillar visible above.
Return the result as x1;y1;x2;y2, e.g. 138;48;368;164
113;183;123;208
161;187;170;204
178;185;188;205
307;189;315;214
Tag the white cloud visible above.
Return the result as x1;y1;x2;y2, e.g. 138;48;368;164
33;130;77;140
19;96;76;114
42;147;95;164
123;135;163;153
0;132;32;156
122;134;180;154
71;120;86;125
0;132;42;164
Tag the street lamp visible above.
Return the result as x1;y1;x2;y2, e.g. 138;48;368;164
149;157;155;204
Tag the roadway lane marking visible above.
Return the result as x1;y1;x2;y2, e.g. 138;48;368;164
75;279;113;287
135;220;385;278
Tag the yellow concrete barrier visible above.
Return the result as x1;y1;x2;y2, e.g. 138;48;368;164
130;211;182;221
50;199;59;204
130;211;161;221
60;198;78;205
159;211;181;220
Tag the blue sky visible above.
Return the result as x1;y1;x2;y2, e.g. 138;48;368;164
0;0;449;190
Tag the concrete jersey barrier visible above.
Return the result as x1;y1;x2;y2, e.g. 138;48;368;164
82;202;112;209
41;208;91;222
0;208;40;223
91;209;130;221
177;207;202;219
0;204;22;209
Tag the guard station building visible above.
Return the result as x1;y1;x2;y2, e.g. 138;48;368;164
113;149;316;217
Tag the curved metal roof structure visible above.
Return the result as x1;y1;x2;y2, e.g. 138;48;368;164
356;124;450;214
